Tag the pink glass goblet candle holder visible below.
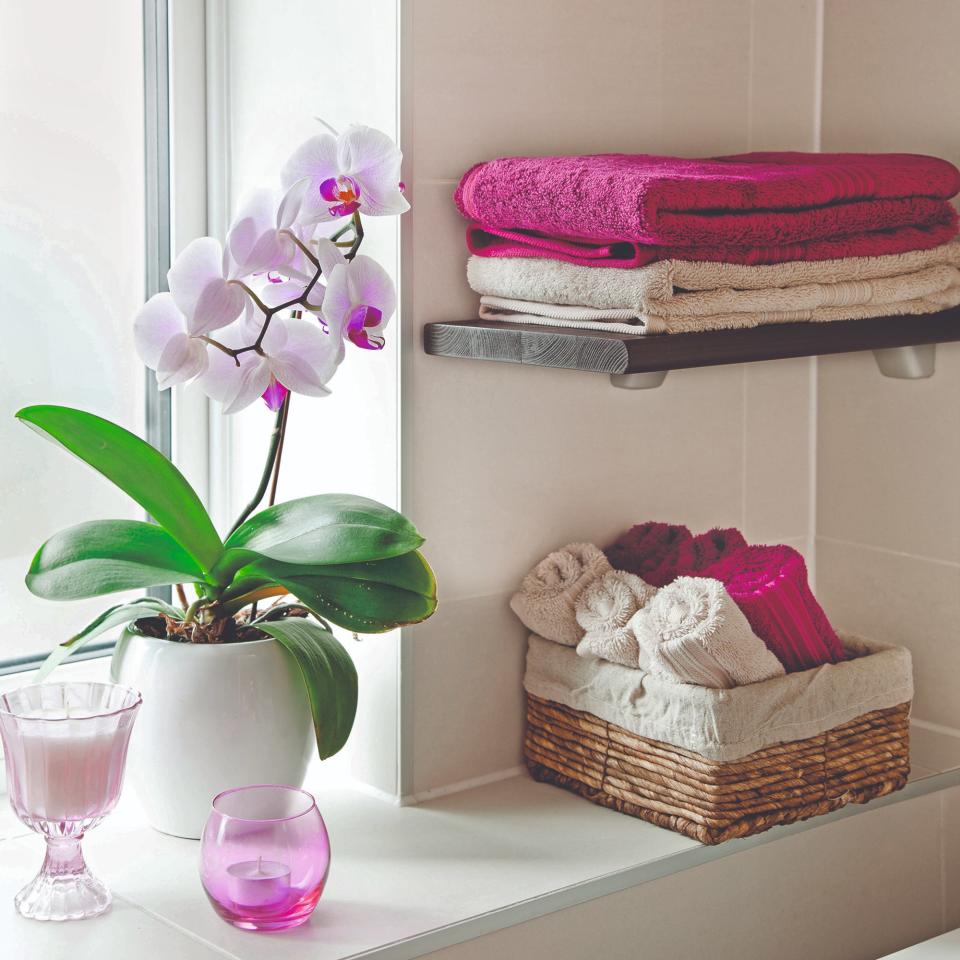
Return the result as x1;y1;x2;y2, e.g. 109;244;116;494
201;785;331;931
0;682;141;921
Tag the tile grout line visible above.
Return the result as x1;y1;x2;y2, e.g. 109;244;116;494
941;794;949;933
816;535;960;570
740;365;748;536
812;0;824;152
807;356;818;591
114;894;243;960
745;0;755;152
912;717;960;739
404;765;525;806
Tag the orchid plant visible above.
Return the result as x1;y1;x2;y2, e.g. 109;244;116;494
16;124;435;760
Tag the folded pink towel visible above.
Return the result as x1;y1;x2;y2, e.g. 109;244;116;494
701;545;845;673
604;522;692;588
674;528;747;577
456;151;960;248
465;220;960;269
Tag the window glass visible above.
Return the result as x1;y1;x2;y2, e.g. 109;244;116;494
0;1;146;662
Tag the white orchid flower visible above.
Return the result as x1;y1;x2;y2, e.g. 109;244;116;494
133;237;249;389
198;314;341;415
168;237;247;334
280;124;409;224
134;293;209;389
226;187;317;282
321;253;397;351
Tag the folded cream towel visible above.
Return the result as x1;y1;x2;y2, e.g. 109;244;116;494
630;577;785;688
573;570;656;668
510;543;610;646
469;238;960;334
478;281;960;335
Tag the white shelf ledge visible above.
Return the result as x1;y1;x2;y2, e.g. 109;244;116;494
3;726;960;960
880;927;960;959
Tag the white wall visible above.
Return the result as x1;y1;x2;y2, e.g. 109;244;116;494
400;0;821;797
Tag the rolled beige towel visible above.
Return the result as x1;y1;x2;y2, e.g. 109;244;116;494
510;543;611;645
630;576;785;688
574;570;656;667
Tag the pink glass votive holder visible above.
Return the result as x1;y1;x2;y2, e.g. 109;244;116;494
200;785;330;931
0;682;141;921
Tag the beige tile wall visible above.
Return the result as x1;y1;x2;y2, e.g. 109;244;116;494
816;0;960;730
402;0;821;796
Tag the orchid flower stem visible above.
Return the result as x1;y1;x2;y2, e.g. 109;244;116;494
329;221;354;243
284;231;321;268
220;213;367;573
175;584;188;609
182;597;205;626
268;393;291;508
228;280;270;315
345;212;364;261
226;396;289;539
200;214;368;367
250;394;292;624
199;335;250;361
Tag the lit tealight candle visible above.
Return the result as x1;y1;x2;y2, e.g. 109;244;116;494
226;856;292;909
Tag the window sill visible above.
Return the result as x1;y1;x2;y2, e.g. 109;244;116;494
879;927;960;959
3;729;960;960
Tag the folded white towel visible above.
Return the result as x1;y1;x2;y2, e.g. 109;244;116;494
573;570;655;668
630;577;785;688
510;543;610;646
469;238;960;335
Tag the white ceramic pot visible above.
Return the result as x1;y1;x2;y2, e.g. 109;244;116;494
111;633;314;839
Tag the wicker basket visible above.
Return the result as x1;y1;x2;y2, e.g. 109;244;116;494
525;692;910;844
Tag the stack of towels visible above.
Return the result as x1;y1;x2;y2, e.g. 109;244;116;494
510;523;845;689
456;152;960;335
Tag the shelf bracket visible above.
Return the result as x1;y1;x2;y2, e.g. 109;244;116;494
873;343;936;380
610;371;669;389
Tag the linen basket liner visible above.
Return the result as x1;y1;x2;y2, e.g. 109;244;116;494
524;633;913;762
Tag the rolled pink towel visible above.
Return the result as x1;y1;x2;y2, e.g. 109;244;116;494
674;527;747;577
510;543;611;646
702;545;845;672
604;522;692;587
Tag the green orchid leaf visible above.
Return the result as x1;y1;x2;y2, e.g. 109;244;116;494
222;494;424;573
35;596;182;683
26;519;208;600
249;603;332;633
16;405;223;572
257;618;358;759
243;550;438;634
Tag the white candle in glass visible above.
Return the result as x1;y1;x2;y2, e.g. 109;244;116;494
226;856;292;908
14;706;121;822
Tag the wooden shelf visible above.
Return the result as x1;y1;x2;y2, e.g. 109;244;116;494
423;307;960;377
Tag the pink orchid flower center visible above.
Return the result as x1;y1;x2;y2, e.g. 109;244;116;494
346;303;385;350
319;175;362;217
261;376;289;412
